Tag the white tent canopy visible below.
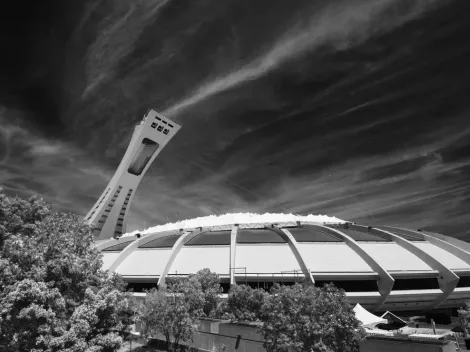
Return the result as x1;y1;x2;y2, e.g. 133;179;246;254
353;304;387;329
381;311;407;325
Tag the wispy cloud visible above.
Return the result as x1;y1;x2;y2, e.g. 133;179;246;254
0;107;112;214
164;0;443;116
81;0;172;98
2;0;468;242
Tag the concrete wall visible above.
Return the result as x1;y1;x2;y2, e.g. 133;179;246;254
135;319;457;352
360;337;458;352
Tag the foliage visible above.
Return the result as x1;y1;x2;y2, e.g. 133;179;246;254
258;283;365;352
137;279;205;352
212;344;227;352
189;268;222;317
458;301;470;337
0;188;50;249
0;279;66;352
0;189;132;352
221;285;267;322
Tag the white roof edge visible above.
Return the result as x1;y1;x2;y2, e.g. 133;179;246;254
121;212;346;238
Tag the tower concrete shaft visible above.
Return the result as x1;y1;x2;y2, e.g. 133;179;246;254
84;109;181;240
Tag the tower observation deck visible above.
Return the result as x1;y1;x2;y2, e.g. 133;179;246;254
84;109;181;240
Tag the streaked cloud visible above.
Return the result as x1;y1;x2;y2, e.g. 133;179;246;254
164;0;444;116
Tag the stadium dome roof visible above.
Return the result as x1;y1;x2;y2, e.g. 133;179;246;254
121;212;345;237
97;212;470;313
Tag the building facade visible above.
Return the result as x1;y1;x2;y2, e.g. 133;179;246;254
97;219;470;313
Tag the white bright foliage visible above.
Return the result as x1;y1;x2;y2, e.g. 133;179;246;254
123;212;345;237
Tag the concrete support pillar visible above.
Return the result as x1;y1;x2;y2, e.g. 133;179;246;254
347;224;459;309
157;228;203;289
267;226;315;285
302;224;395;310
230;225;239;287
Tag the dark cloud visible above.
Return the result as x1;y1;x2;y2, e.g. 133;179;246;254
0;0;469;238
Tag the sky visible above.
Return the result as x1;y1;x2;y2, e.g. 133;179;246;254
0;0;469;240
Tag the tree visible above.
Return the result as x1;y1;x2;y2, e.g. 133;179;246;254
259;283;365;352
190;268;222;317
137;279;204;352
222;285;267;322
0;279;66;352
0;189;132;351
45;287;132;352
458;301;470;337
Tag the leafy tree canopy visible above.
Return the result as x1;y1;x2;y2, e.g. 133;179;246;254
458;301;470;336
137;278;205;352
190;268;222;317
259;283;365;352
0;189;132;352
219;284;267;322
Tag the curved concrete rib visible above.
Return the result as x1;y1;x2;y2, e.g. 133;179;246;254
420;230;470;254
347;224;459;309
230;225;239;286
157;228;203;289
302;224;394;310
107;231;178;274
378;226;470;267
267;226;315;285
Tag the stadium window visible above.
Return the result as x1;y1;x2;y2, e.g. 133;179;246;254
220;282;230;293
393;278;439;290
126;282;158;292
128;138;159;176
139;235;182;248
102;241;132;252
315;280;378;292
456;276;470;287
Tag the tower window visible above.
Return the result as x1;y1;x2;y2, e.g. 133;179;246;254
128;138;159;176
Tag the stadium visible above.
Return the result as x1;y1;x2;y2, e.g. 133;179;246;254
88;110;470;314
97;213;470;314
